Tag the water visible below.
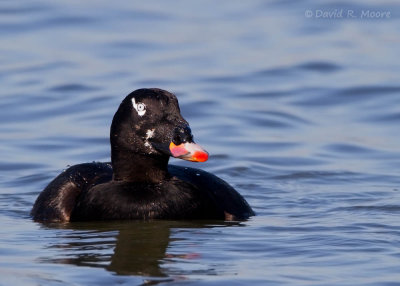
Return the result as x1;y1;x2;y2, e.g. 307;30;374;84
1;0;400;285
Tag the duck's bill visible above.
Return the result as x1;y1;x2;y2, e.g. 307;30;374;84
169;142;209;162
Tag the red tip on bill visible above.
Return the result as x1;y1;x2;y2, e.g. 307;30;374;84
169;142;209;162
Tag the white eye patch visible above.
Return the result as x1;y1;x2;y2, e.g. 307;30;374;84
131;98;146;116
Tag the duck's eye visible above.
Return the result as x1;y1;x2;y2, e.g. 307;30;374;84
131;98;146;116
137;103;146;112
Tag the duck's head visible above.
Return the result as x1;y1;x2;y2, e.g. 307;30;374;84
110;88;208;165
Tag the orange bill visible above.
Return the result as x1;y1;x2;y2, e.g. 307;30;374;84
169;142;209;162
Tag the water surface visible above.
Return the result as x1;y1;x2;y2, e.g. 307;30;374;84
1;1;400;285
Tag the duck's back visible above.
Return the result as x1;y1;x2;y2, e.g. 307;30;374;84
31;162;112;222
168;165;254;220
69;176;220;221
32;163;253;222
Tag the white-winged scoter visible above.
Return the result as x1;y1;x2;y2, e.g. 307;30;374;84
31;88;254;222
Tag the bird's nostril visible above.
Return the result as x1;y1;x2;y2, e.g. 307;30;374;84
172;125;193;145
172;134;183;145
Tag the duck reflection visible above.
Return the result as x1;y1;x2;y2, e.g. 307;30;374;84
107;221;171;276
39;220;236;277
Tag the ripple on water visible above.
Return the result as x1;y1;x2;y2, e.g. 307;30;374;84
367;112;400;125
47;83;100;93
5;173;53;188
235;109;312;130
0;162;46;172
254;60;342;78
0;61;74;81
321;143;394;160
271;170;373;184
292;85;400;107
331;205;400;215
325;143;379;154
296;61;342;73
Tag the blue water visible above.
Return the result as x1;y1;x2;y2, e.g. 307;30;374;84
1;1;400;285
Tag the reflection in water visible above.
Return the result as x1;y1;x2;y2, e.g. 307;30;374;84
109;224;167;277
39;220;236;279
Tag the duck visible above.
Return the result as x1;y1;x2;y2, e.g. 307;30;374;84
31;88;254;222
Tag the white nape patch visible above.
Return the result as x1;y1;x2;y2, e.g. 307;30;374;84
144;128;155;153
131;97;146;116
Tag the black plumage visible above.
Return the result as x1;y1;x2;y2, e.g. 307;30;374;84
31;88;254;222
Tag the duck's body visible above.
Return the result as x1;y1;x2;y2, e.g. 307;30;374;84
31;89;254;222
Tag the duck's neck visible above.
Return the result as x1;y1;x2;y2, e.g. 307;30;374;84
111;150;170;183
